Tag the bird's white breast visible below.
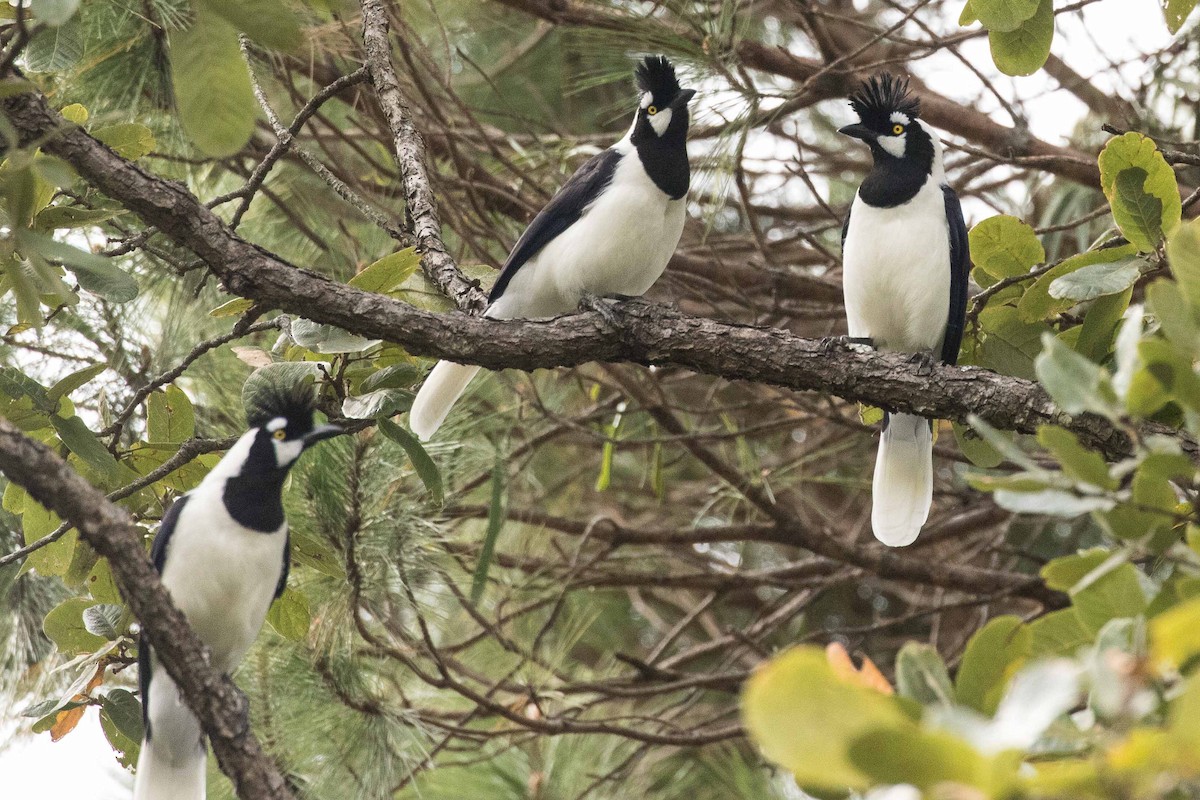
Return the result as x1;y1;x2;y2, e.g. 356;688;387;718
842;176;951;353
158;482;285;673
488;145;686;320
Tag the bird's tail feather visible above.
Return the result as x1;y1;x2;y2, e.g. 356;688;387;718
409;361;482;441
871;412;933;547
133;736;206;800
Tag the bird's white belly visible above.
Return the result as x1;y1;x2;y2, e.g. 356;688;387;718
159;494;285;673
842;186;951;353
489;171;684;320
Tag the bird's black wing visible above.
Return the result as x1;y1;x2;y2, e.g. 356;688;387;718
841;203;852;253
940;185;970;365
275;531;290;600
140;493;190;737
489;148;623;304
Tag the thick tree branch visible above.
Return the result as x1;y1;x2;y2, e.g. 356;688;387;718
0;420;295;800
2;88;1190;468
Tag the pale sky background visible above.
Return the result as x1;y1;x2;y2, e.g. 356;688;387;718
0;2;1183;797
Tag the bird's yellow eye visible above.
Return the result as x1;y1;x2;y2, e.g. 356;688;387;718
647;105;658;115
892;124;905;135
273;429;287;441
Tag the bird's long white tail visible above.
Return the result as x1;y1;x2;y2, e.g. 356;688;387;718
409;361;482;441
135;669;206;800
871;412;933;547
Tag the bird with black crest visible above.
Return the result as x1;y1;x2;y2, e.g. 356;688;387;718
408;54;697;442
837;73;970;547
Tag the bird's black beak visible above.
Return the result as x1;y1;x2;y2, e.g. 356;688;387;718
838;123;876;142
303;423;342;448
671;88;697;109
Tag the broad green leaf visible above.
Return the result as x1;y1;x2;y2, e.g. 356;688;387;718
1037;426;1116;489
1125;338;1200;417
894;642;954;707
953;420;1005;468
379;418;443;507
93;124;156;160
290;318;380;354
979;305;1047;380
1148;280;1200;357
266;587;311;641
1167;218;1200;308
198;0;303;51
1071;559;1148;633
43;598;107;654
19;230;138;302
956;615;1030;715
82;603;123;640
0;366;56;412
209;297;255;317
349;248;421;294
970;0;1039;31
1100;457;1184;542
169;10;257;158
35;205;120;230
59;102;87;124
1150;595;1200;669
1099;133;1182;251
52;415;121;479
85;558;123;604
360;363;421;393
1034;333;1118;417
47;363;105;406
471;457;506;603
19;490;76;576
99;688;142;768
1163;0;1198;32
1028;608;1093;656
993;488;1114;517
849;728;988;789
988;0;1053;76
1048;257;1141;302
742;646;910;793
960;0;979;24
24;17;82;72
1041;549;1111;592
970;215;1044;280
341;389;413;419
31;0;80;26
147;386;195;443
1076;286;1132;362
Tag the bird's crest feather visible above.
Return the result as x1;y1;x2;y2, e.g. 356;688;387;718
635;55;681;98
244;373;318;430
849;73;920;123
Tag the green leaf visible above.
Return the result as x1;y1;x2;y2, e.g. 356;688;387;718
1167;218;1200;308
849;728;987;789
85;558;123;604
147;386;195;443
1048;256;1142;302
970;0;1039;31
1099;133;1182;251
970;215;1044;280
82;603;123;640
290;318;380;354
742;646;910;793
360;363;421;393
24;17;82;72
956;615;1030;714
1071;558;1148;633
959;0;979;24
18;230;139;302
1034;333;1118;417
0;366;56;412
471;458;506;603
979;305;1048;380
266;587;311;641
59;103;87;124
349;248;421;294
1037;426;1116;489
379;418;443;507
46;363;105;406
31;0;80;26
894;642;954;707
43;598;107;654
1041;549;1111;592
1028;608;1094;656
209;297;255;318
988;0;1053;76
1148;279;1200;357
35;205;121;230
99;689;142;768
93;124;156;161
198;0;303;51
169;9;257;158
52;415;121;479
953;421;1005;468
341;388;414;419
1151;596;1200;669
1076;286;1133;362
1163;0;1198;33
993;487;1114;517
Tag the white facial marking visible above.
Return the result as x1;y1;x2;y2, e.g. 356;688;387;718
266;416;287;432
272;437;304;466
878;133;906;158
649;106;673;136
640;91;653;109
889;112;911;125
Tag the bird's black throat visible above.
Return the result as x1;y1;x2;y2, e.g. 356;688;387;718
632;113;690;200
857;130;935;208
223;471;287;532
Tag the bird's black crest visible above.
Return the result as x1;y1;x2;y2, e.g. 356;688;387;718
635;55;681;99
245;376;317;432
849;73;920;124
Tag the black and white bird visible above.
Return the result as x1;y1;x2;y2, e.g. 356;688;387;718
838;74;969;547
408;55;696;441
134;386;339;800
